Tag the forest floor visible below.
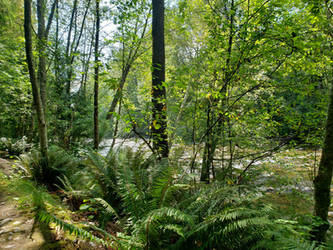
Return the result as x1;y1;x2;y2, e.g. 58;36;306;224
0;158;48;250
0;158;108;250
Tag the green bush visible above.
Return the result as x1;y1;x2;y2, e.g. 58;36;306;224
19;145;78;189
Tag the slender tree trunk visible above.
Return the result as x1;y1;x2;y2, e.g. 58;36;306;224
152;0;168;158
81;21;95;98
46;0;57;38
55;0;60;93
106;11;150;120
24;0;48;159
200;0;235;181
65;0;78;96
37;0;56;114
67;0;91;91
37;0;47;113
93;0;100;150
106;64;131;120
201;100;212;183
111;97;122;150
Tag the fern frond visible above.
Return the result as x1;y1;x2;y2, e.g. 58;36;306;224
36;209;118;248
135;207;193;238
150;164;175;208
90;198;120;219
177;204;275;249
159;224;185;238
117;232;145;248
116;160;147;219
144;207;194;224
85;151;117;191
282;239;323;250
222;216;271;235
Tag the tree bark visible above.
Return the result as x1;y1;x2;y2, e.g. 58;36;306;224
37;0;57;113
311;1;333;243
37;0;47;113
93;0;100;150
67;0;92;91
152;0;168;158
80;19;95;98
312;78;333;243
201;100;212;183
65;0;78;96
24;0;48;159
45;0;58;38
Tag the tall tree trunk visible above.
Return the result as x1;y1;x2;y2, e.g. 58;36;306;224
68;0;92;92
55;0;60;93
24;0;48;159
37;0;47;113
200;0;235;181
45;0;57;38
65;0;78;96
311;1;333;243
152;0;168;158
201;100;212;183
93;0;100;150
81;20;95;98
37;0;57;113
312;77;333;243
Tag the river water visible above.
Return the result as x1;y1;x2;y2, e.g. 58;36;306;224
99;138;148;156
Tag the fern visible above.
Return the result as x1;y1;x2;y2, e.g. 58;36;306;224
90;197;120;219
283;239;324;250
117;161;147;220
150;163;176;208
16;178;122;248
85;151;117;196
142;207;193;227
159;224;185;237
175;205;271;249
58;147;318;249
130;207;194;249
36;209;118;247
18;145;78;188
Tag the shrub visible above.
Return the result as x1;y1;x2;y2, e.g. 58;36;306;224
19;145;78;189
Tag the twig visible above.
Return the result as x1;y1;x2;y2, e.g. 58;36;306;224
236;132;300;185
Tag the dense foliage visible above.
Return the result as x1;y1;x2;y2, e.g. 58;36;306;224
1;0;333;248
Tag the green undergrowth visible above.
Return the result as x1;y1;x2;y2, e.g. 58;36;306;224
2;146;333;249
0;162;115;249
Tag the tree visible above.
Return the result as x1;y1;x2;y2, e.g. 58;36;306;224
0;0;33;138
24;0;48;158
152;0;168;158
49;0;94;148
94;0;100;150
106;0;150;121
187;0;301;182
37;0;56;112
311;0;333;243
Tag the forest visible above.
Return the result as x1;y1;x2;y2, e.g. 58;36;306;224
0;0;333;249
